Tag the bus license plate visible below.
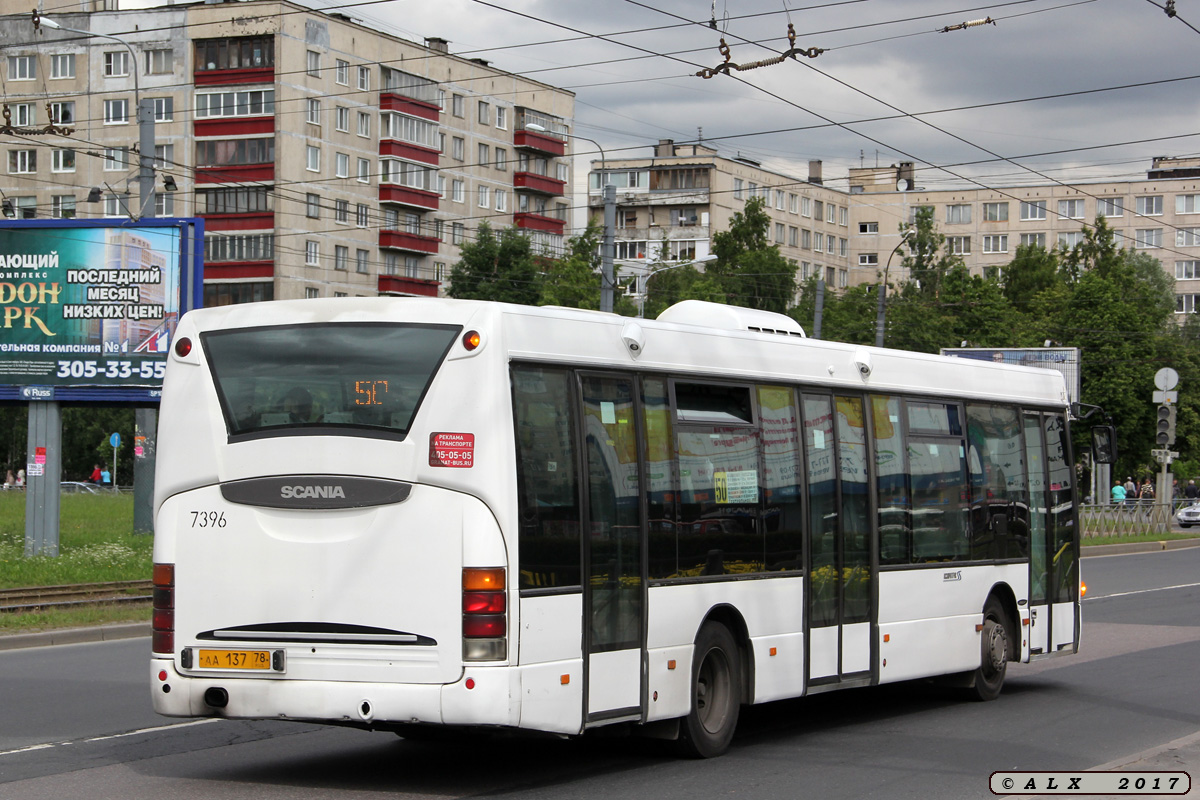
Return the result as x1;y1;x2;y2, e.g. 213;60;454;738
197;649;274;670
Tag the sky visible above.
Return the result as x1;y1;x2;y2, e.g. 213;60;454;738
121;0;1200;195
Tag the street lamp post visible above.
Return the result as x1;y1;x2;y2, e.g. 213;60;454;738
874;230;914;348
35;11;156;220
525;122;615;312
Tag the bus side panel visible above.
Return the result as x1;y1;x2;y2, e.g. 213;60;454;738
876;564;1028;684
516;594;584;733
645;577;806;720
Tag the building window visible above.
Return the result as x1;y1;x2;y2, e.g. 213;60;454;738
1178;294;1200;313
478;143;490;168
1097;197;1124;217
733;178;743;200
306;98;321;125
452;137;464;161
336;152;350;178
104;51;130;77
452;222;465;244
495;148;507;171
788;226;798;247
859;221;878;234
104;194;126;217
306;50;321;78
155;143;173;170
145;49;173;75
11;103;33;127
356;203;369;227
194;36;274;71
496;106;507;129
1020;200;1047;220
358;158;370;183
1178;228;1200;247
1135;228;1163;249
103;146;131;171
1178;195;1200;214
306;287;320;299
478;101;489;124
478;185;489;208
775;222;785;243
982;202;1008;222
813;200;823;221
104;99;129;125
52;195;76;219
839;238;847;257
306;146;320;172
335;59;348;85
814;232;824;252
196;186;272;214
8;55;35;80
1137;195;1163;216
195;138;272;167
306;193;321;218
789;193;799;214
51;149;75;172
156;193;175;217
1058;231;1085;249
839;269;848;288
334;245;348;271
358;66;370;91
859;253;878;266
335;106;349;132
335;199;349;223
801;229;811;249
827;204;837;224
495;189;507;212
671;207;698;226
1020;232;1046;248
50;54;74;79
195;89;274;118
204;232;274;263
946;204;971;224
357;111;370;137
1058;198;1085;219
801;196;811;217
982;234;1008;253
1177;261;1200;280
50;101;74;125
451;179;464;203
947;236;971;254
356;249;369;273
306;240;319;265
775;190;785;210
452;94;464;117
8;150;35;174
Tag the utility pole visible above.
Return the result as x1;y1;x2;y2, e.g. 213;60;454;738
601;184;615;313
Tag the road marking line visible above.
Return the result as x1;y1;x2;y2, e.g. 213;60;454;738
0;718;221;757
1085;581;1200;600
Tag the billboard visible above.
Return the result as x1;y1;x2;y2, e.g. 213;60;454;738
0;219;203;402
940;347;1081;404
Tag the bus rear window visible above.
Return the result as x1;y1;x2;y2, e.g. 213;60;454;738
202;322;460;440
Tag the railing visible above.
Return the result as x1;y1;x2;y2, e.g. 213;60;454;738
1078;501;1187;538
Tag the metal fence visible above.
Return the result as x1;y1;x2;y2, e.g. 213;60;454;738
1079;501;1184;538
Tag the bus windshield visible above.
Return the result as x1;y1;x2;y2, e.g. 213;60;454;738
202;322;460;440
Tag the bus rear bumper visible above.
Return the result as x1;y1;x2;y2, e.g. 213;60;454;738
150;657;522;729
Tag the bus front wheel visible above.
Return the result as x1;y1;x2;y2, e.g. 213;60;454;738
677;622;741;758
969;596;1010;702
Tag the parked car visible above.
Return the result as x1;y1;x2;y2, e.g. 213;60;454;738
1175;502;1200;528
60;481;100;494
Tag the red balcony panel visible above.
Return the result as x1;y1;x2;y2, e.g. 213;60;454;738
194;117;274;138
201;212;276;231
514;212;566;234
513;130;566;157
378;140;440;166
513;171;566;196
378;185;440;211
378;274;440;297
195;163;275;184
379;229;440;254
193;67;275;86
380;93;440;122
203;261;274;280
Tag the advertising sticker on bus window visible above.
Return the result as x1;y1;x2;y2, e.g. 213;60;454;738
430;432;475;468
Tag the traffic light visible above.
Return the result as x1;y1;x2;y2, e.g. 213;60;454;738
1156;403;1177;446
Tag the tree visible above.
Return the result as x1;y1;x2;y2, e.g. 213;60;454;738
710;197;796;313
1001;243;1060;313
446;222;542;305
540;219;601;310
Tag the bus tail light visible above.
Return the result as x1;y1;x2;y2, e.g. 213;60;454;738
152;563;175;655
462;567;506;662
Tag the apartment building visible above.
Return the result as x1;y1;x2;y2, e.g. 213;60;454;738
847;158;1200;315
587;140;852;295
0;0;574;305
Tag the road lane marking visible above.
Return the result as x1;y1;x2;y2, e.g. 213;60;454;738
1085;581;1200;600
0;718;221;757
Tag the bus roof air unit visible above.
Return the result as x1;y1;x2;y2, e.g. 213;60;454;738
656;300;806;338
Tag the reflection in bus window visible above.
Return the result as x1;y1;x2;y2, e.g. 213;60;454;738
966;404;1028;561
759;386;803;571
803;394;837;627
873;395;910;565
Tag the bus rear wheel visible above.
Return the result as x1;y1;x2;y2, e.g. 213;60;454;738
677;622;741;758
968;596;1010;702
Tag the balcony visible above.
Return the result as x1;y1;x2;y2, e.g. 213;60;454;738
194;117;274;138
200;211;275;231
380;92;440;123
378;185;440;212
513;129;566;157
203;260;274;280
195;163;274;184
378;274;439;297
514;212;566;234
378;140;439;167
193;66;274;87
379;229;440;255
513;171;566;196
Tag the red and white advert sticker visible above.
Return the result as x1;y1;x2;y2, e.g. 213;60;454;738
430;432;475;468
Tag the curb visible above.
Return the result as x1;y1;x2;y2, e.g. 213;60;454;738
1082;537;1200;557
0;621;150;652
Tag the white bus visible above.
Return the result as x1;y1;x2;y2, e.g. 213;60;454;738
151;298;1099;757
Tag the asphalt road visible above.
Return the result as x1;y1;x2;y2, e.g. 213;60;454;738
0;547;1196;799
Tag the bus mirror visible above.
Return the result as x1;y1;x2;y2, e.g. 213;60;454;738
1092;425;1118;464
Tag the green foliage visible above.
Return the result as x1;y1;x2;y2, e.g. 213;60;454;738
710;197;797;313
446;222;543;305
0;406;136;486
540;219;602;310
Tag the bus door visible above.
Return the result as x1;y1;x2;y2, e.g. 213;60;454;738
802;393;874;685
1023;411;1079;657
579;373;645;721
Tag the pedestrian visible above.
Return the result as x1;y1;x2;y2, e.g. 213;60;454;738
100;466;111;487
1186;479;1199;500
1140;479;1155;500
89;463;101;483
15;468;24;487
1112;481;1127;504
